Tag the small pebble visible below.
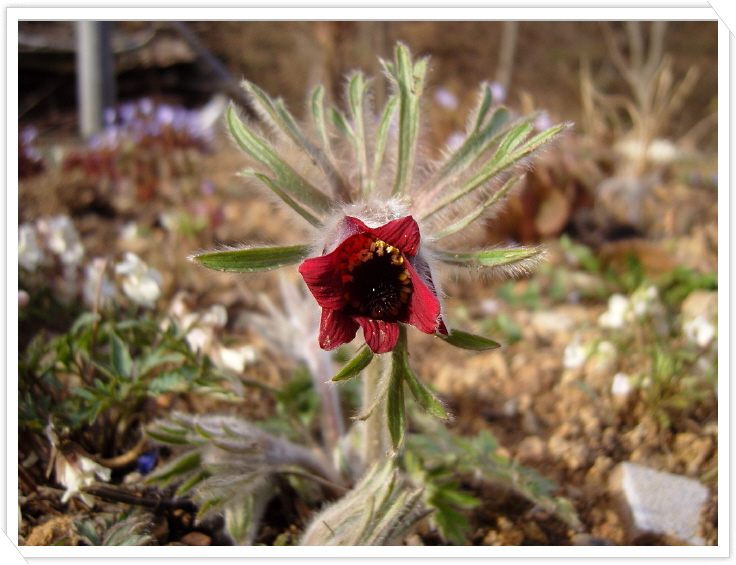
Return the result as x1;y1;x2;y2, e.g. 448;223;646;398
180;531;211;546
609;462;709;545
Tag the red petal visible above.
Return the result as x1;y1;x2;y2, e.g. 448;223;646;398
343;216;370;233
404;258;442;334
354;317;400;354
325;217;369;253
370;216;421;256
319;309;359;350
298;253;345;310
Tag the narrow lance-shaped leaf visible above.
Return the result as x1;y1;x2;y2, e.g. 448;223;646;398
422;122;569;220
310;85;346;192
461;123;568;200
310;86;330;150
347;73;371;196
425;106;510;195
471;82;495;134
418;85;510;204
420;122;531;218
353;491;377;545
246;171;322;227
332;346;374;382
244;82;348;199
356;369;390;422
226;106;333;217
191;245;310;273
432;175;522;240
386;356;406;452
328;107;355;141
435;246;544;271
367;94;399;197
144;450;202;487
176;470;208;497
110;332;133;378
393;326;448;420
389;44;427;196
437;329;501;351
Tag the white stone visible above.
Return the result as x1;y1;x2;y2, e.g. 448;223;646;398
609;462;709;545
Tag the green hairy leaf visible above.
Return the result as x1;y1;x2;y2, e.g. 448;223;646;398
191;245;310;273
226;106;332;217
332;346;374;382
435;247;545;271
387;44;427;196
437;329;501;351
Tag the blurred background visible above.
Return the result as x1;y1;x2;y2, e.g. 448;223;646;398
18;21;719;547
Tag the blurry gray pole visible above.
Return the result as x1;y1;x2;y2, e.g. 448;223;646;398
76;21;115;138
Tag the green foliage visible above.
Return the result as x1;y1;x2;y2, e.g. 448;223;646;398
74;510;154;546
559;234;717;306
402;450;479;545
595;281;717;428
19;310;243;443
657;266;718;309
403;418;581;543
265;367;322;441
497;278;544;310
632;343;717;429
480;312;523;344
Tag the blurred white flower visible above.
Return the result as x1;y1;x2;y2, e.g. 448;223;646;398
598;293;629;329
194;304;228;329
58;452;112;506
611;372;632;398
615;137;681;165
115;252;163;308
598;286;667;334
46;424;111;507
83;257;117;307
181;304;228;354
563;333;588;369
120;221;142;241
37;215;85;266
683;315;716;349
214;344;259;374
185;327;211;354
18;290;30;308
18;223;44;271
630;285;659;319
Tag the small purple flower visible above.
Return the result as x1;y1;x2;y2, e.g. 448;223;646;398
156;104;175;126
489;81;506;104
120;102;138;124
136;450;158;474
139;97;154;115
434;87;459;110
103;107;117;126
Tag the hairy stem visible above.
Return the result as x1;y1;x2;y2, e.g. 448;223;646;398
362;355;387;465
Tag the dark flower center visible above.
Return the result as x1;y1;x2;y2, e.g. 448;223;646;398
338;233;413;320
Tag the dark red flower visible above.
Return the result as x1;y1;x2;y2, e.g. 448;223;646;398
298;215;446;354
